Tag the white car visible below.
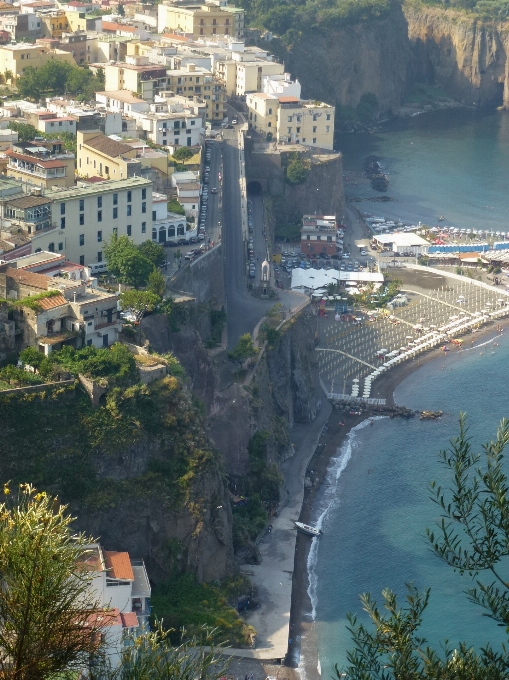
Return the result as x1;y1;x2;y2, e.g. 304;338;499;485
342;253;350;259
360;250;368;255
232;118;238;124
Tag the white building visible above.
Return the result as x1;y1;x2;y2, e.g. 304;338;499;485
152;191;192;243
263;73;301;99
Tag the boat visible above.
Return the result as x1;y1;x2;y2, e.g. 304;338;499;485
294;521;323;537
438;216;445;221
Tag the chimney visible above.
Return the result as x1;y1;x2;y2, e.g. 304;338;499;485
73;292;76;303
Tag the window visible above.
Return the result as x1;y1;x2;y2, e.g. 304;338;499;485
98;210;102;222
152;210;156;221
142;202;146;214
80;255;85;266
152;227;157;240
113;193;118;205
60;202;65;215
268;108;272;115
60;217;65;229
79;213;84;226
97;230;102;242
313;114;318;121
113;227;118;236
313;138;316;144
113;207;118;219
58;242;63;251
105;165;109;175
327;236;332;242
97;196;102;208
48;242;55;252
79;234;84;246
127;224;132;236
297;127;301;133
97;251;103;262
287;127;292;134
288;115;293;122
326;113;331;120
127;205;132;217
313;126;317;133
142;188;146;200
127;191;132;202
79;199;84;211
191;119;195;125
326;126;330;133
142;221;146;234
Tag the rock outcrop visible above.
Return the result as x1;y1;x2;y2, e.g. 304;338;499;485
406;5;509;108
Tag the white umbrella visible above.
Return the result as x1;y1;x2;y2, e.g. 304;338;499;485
353;378;360;383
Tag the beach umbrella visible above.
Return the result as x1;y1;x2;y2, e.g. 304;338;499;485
353;378;360;383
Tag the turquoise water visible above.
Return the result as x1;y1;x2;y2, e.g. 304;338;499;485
311;334;509;673
338;108;509;230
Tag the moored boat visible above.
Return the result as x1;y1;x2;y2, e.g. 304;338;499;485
294;521;322;537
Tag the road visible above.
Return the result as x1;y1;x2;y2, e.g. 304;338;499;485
222;126;273;348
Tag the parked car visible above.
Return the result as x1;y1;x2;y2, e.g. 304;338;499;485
211;187;217;194
232;118;238;124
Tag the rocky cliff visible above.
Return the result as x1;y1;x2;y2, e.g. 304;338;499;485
274;3;412;113
405;5;509;108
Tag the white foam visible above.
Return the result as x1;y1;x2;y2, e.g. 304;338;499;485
306;417;386;620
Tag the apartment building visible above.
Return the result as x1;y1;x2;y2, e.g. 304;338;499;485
104;60;168;101
39;9;70;38
0;177;153;266
246;92;335;150
24;108;77;134
77;130;140;180
6;139;75;188
300;214;339;256
157;1;244;40
0;42;75;79
152;191;191;243
166;63;225;121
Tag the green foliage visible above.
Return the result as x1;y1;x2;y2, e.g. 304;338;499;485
342;414;509;678
150;574;255;647
206;308;226;347
120;290;161;317
265;327;281;345
285;153;308;184
0;364;44;388
11;289;62;312
167;198;186;216
148;269;167;297
228;333;257;367
7;120;37;142
172;147;194;161
0;484;102;680
17;60;104;101
104;233;154;288
19;346;44;368
138;240;166;268
51;343;137;383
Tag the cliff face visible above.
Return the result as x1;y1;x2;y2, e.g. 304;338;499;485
406;5;509;107
280;4;412;113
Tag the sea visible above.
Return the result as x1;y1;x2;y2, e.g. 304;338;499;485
308;108;509;675
338;108;509;231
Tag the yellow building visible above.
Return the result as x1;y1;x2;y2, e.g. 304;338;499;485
77;130;139;180
104;61;168;101
64;11;100;32
166;63;225;121
40;11;70;39
0;43;75;80
246;93;335;151
157;2;244;40
6;139;75;188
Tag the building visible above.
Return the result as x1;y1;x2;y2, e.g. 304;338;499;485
152;191;192;243
104;60;169;101
0;42;75;80
38;9;70;38
166;63;225;121
372;232;430;255
5;139;75;189
0;176;153;266
77;130;140;180
300;214;339;256
263;72;301;98
24;108;77;135
0;12;42;41
246;92;335;150
157;1;244;40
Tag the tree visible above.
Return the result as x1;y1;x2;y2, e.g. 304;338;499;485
104;234;153;288
148;268;166;297
342;414;509;679
172;147;194;161
286;154;308;184
119;289;161;318
19;346;44;369
7;121;37;142
228;333;257;368
0;484;105;680
138;240;166;268
167;198;186;216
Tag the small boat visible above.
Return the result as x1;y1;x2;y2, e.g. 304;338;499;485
438;216;445;221
294;521;323;537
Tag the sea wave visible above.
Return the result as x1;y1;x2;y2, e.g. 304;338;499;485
306;417;386;621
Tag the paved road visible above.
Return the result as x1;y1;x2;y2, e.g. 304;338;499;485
222;127;272;348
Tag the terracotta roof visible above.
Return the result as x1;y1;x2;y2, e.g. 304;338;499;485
102;21;137;32
120;612;139;628
5;194;51;209
85;135;134;158
6;267;49;291
36;294;67;311
85;608;122;628
104;550;134;580
278;96;300;103
162;33;189;42
6;150;68;169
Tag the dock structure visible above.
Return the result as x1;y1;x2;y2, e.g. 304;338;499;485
317;266;509;401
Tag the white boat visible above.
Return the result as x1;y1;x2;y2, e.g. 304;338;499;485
294;521;322;537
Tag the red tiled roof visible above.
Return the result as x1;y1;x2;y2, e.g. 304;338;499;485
6;150;68;168
162;33;189;42
36;294;67;311
6;267;48;290
85;608;122;628
278;96;300;103
120;612;139;628
104;551;134;581
102;21;137;32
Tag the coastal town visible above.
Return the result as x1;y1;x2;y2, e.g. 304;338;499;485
1;0;509;676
